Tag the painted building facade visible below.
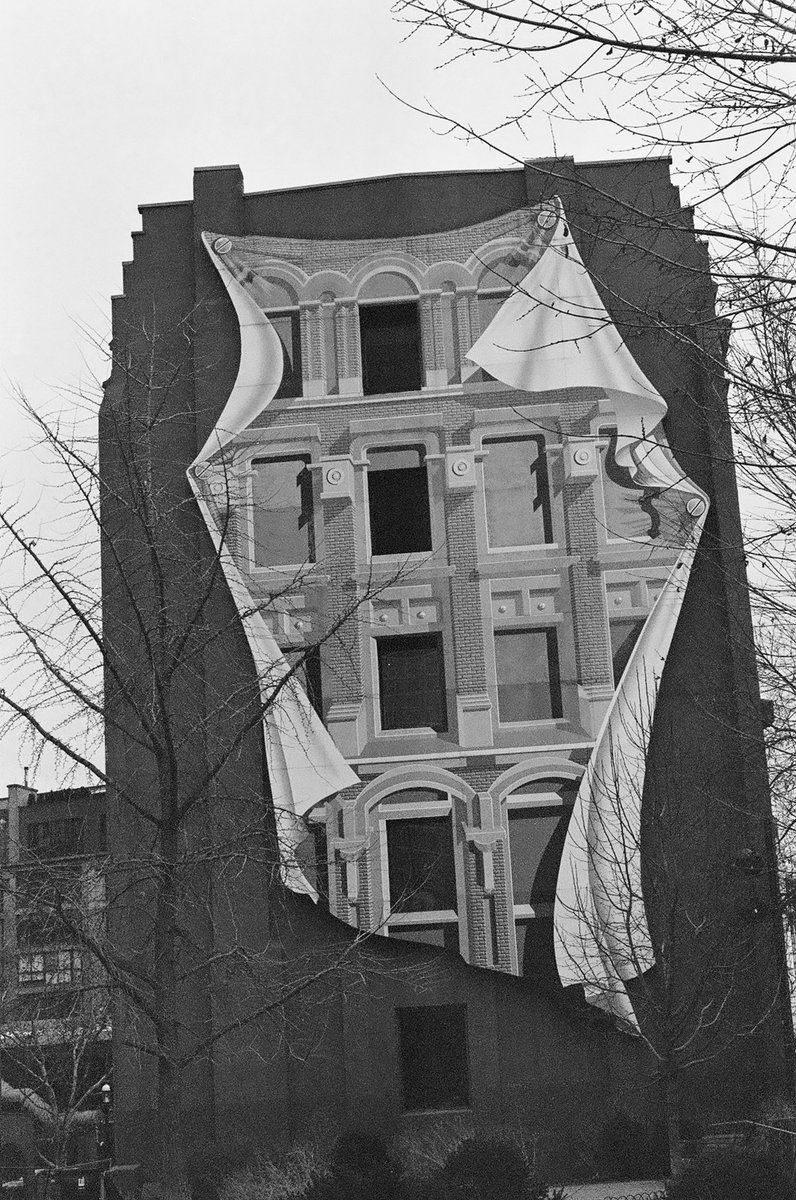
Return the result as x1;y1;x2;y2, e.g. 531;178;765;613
102;158;792;1170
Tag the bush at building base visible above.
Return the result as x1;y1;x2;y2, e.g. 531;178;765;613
428;1134;555;1200
665;1145;794;1200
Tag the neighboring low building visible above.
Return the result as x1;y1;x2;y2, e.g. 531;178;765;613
0;783;110;1168
102;158;793;1170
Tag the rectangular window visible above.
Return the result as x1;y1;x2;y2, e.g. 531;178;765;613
360;302;423;395
471;290;511;384
508;806;572;908
24;817;84;858
494;628;562;723
252;456;314;568
509;795;573;981
18;949;81;987
387;923;460;952
599;426;653;541
367;445;432;555
483;437;553;547
514;917;558;983
387;814;457;914
294;820;329;904
269;311;302;399
610;618;645;685
377;633;447;732
16;908;77;947
398;1004;470;1111
284;646;323;716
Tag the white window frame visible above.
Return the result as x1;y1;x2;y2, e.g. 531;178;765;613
490;624;565;730
377;797;466;955
370;628;449;740
479;433;555;554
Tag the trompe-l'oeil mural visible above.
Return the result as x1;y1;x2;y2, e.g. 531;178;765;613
188;200;708;1032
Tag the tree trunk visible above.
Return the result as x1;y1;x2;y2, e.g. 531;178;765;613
155;1058;187;1192
152;804;188;1193
662;1066;685;1181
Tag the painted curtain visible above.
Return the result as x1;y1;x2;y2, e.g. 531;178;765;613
466;204;709;1029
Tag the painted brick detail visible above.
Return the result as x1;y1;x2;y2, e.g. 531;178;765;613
323;498;364;704
491;841;514;972
444;490;488;694
464;843;489;967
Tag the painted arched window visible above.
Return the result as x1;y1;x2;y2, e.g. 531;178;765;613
377;788;462;953
258;276;302;399
358;273;422;395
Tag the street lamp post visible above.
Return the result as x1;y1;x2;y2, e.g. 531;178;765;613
97;1084;113;1164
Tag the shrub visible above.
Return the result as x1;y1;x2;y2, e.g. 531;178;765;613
666;1145;794;1200
301;1130;406;1200
594;1108;666;1179
431;1135;552;1200
220;1139;329;1200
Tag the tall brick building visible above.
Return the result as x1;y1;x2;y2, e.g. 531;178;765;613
102;159;791;1170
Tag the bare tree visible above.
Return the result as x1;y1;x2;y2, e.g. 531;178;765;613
555;692;785;1177
0;308;405;1187
0;985;112;1169
392;0;796;239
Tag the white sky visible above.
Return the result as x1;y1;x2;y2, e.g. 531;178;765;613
0;1;630;789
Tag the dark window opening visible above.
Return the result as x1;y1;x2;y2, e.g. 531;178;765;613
367;445;432;555
610;618;646;686
508;806;572;908
360;302;423;395
252;456;314;567
398;1004;470;1111
515;916;559;983
295;818;329;904
494;628;562;723
284;646;323;717
377;632;447;732
23;817;84;858
387;812;457;914
474;290;511;382
16;908;80;948
268;310;302;399
387;923;460;952
483;436;553;547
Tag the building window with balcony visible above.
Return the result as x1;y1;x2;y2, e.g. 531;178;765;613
251;456;314;568
366;445;432;556
494;628;562;723
397;1004;470;1111
483;436;553;548
377;633;448;733
359;301;423;395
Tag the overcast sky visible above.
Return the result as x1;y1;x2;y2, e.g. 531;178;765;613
0;1;628;789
